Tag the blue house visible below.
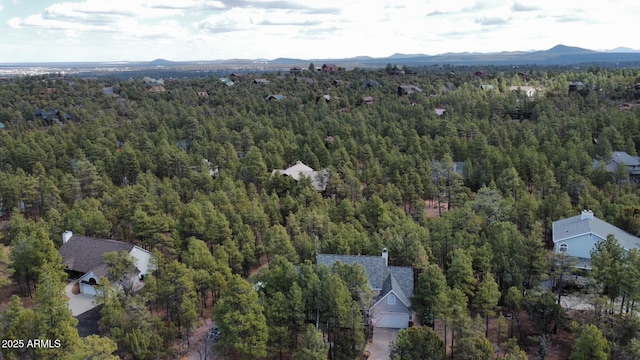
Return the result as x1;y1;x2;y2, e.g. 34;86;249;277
553;210;640;269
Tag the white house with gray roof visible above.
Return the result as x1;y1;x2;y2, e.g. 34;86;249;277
59;231;153;296
317;249;414;329
553;210;640;269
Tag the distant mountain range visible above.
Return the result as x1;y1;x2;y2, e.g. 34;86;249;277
190;44;640;67
293;44;640;67
3;45;640;70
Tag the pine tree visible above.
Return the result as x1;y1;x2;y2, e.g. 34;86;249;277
472;274;501;337
294;324;328;360
447;248;476;297
391;326;445;360
570;325;608;360
34;263;80;359
412;264;447;327
215;275;268;359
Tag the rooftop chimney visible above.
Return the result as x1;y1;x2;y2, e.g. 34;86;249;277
580;210;594;221
62;230;73;244
382;248;388;267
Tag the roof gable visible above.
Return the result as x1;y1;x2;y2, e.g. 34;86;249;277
373;289;410;309
384;267;414;306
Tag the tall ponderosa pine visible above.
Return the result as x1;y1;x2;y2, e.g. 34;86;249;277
34;263;80;359
591;235;625;310
411;263;447;328
215;275;268;359
9;215;62;297
472;274;501;337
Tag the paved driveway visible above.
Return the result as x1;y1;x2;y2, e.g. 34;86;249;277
65;280;98;316
365;327;400;360
76;307;101;337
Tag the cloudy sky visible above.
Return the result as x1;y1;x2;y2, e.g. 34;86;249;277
1;0;639;62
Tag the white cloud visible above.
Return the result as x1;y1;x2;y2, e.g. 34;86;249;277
3;0;640;61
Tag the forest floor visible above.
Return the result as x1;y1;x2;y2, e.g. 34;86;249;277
179;317;219;360
425;200;449;218
433;311;575;360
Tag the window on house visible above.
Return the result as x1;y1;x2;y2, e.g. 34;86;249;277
388;294;396;305
559;243;568;253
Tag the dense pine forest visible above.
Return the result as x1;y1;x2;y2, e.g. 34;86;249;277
1;64;640;360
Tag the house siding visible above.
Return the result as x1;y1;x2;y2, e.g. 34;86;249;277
129;247;152;291
555;233;605;259
78;271;99;296
130;247;152;275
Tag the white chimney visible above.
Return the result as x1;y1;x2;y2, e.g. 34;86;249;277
580;210;594;221
62;230;73;244
382;248;388;267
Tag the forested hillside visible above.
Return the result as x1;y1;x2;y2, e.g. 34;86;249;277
1;65;640;359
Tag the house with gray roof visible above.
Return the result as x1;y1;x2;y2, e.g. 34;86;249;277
271;160;329;191
592;151;640;177
569;81;584;92
265;94;286;101
219;77;235;87
553;210;640;269
398;85;423;96
508;85;538;97
317;249;414;328
59;231;153;296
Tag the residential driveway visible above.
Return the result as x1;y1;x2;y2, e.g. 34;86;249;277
76;307;102;337
365;327;400;360
65;280;98;316
560;295;594;311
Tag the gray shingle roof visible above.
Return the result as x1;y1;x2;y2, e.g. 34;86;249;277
271;161;329;191
59;235;135;274
381;267;414;306
611;151;640;166
317;254;386;289
265;94;286;101
593;151;640;172
553;213;640;251
316;254;414;305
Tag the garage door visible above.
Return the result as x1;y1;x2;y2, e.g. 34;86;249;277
375;313;409;328
80;282;97;296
